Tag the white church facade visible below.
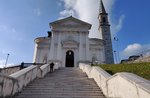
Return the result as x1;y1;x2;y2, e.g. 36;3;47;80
33;0;114;67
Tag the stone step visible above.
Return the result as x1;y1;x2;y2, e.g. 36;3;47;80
22;89;101;92
15;94;104;98
24;86;100;89
20;89;102;92
16;93;103;95
13;68;106;98
15;95;104;97
27;84;98;87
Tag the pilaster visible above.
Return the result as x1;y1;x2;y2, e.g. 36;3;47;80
86;32;90;61
79;32;83;61
57;32;62;60
33;44;38;63
48;32;54;60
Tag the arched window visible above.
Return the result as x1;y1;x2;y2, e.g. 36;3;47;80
103;17;106;23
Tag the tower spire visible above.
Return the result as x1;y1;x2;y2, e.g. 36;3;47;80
98;0;114;64
99;0;106;14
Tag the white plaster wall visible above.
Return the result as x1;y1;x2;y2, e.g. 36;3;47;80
2;77;14;97
1;67;21;75
53;32;58;44
90;66;110;96
0;63;60;97
10;65;38;91
107;73;150;98
53;45;57;60
34;38;50;63
38;48;43;63
84;64;92;78
37;48;49;63
34;18;105;66
35;47;41;63
75;48;79;66
89;46;104;64
40;64;50;77
33;43;38;62
79;63;150;98
83;47;86;61
79;63;86;73
61;31;79;43
35;35;105;66
41;48;49;63
58;30;88;67
82;32;86;44
52;25;91;32
62;49;65;67
0;65;38;97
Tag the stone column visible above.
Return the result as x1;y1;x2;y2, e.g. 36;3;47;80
57;32;62;60
79;32;83;61
34;44;42;63
33;43;38;63
86;32;90;61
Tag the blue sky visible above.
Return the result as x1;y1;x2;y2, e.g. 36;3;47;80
0;0;150;67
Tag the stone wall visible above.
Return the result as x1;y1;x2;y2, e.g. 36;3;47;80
0;64;59;97
0;66;21;75
79;63;150;98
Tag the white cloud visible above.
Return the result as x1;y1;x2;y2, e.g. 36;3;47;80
59;10;74;19
0;59;5;68
123;43;142;55
33;8;41;16
121;43;150;59
111;14;125;35
59;0;124;38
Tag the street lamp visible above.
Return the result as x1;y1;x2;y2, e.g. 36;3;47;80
114;36;120;63
5;53;10;68
114;50;117;64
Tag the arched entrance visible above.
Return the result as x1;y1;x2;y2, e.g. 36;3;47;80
65;50;74;67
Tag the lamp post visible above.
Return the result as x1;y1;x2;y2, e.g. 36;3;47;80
5;53;10;68
114;50;117;64
114;36;120;63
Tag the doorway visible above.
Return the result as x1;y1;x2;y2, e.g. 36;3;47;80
65;50;74;67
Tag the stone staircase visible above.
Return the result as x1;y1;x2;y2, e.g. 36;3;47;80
14;68;105;98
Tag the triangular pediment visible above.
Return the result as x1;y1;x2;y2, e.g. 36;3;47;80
62;40;79;45
61;20;81;25
50;16;91;27
61;39;79;48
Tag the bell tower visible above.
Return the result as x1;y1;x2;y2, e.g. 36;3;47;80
98;0;114;64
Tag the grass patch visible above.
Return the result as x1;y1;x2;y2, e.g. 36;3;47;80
94;62;150;80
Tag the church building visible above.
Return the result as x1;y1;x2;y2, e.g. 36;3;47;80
33;0;114;67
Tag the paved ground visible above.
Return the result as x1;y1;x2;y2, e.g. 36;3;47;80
14;68;106;98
